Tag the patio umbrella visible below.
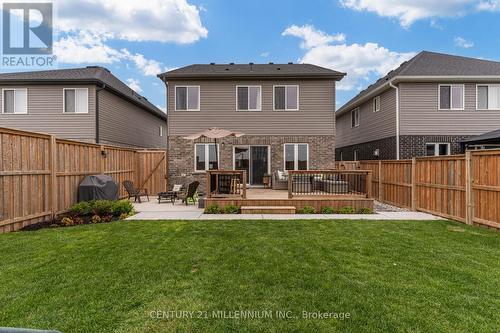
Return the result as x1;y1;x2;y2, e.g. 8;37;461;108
183;127;244;170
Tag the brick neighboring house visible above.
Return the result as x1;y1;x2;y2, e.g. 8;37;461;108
158;63;345;187
0;67;167;148
335;51;500;161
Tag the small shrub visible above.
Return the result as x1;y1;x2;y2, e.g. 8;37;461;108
357;207;373;214
91;215;102;224
298;205;316;214
60;217;74;227
111;200;134;216
74;217;85;225
205;204;222;214
92;200;115;216
223;204;240;214
70;201;93;215
321;206;337;214
339;206;356;214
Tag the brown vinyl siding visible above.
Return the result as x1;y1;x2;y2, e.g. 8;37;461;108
167;79;335;136
99;89;167;148
335;88;396;148
400;82;500;135
0;84;95;141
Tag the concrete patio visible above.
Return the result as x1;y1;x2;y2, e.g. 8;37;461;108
127;199;446;221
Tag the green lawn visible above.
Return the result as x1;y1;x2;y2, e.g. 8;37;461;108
0;220;499;333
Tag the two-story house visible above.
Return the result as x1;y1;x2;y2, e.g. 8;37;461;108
158;63;345;186
335;51;500;160
0;67;167;148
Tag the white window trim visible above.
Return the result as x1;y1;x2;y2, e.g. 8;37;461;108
351;108;360;128
273;85;300;111
194;143;220;172
1;88;28;114
475;84;500;111
175;85;200;111
283;143;309;171
373;96;380;112
426;142;451;156
438;84;465;111
235;85;262;111
63;88;89;114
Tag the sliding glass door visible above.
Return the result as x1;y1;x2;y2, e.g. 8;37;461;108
234;146;269;185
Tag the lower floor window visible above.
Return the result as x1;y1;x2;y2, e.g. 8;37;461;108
284;144;308;171
195;144;218;171
426;143;450;156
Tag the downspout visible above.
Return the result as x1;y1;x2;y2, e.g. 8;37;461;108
389;81;400;160
95;83;106;144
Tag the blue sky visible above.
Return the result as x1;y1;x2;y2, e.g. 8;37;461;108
14;0;500;110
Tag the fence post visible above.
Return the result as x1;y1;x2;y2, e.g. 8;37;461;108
378;160;382;201
465;151;473;225
50;135;57;218
100;144;105;174
411;157;417;211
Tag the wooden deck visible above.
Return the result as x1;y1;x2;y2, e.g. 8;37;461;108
205;188;374;211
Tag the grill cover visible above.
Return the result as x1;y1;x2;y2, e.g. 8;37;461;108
78;175;119;202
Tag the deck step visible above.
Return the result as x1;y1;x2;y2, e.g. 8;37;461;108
241;206;296;214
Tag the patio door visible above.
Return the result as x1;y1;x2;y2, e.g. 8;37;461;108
234;146;269;185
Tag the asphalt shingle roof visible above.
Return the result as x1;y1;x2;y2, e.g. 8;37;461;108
337;51;500;115
460;129;500;143
0;67;166;120
159;63;345;80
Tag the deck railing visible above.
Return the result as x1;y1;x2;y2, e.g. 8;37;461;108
287;170;372;199
206;170;247;199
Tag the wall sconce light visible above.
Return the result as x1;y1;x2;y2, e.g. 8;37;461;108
101;150;107;157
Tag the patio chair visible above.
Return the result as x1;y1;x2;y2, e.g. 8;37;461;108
176;181;200;205
123;180;149;203
158;184;182;203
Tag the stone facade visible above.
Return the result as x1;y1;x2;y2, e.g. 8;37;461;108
168;135;335;188
335;137;397;161
335;135;472;161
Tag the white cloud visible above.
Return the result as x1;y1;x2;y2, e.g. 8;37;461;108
454;36;474;48
126;78;142;93
339;0;478;27
260;51;270;58
283;24;415;91
477;0;500;10
156;105;167;113
54;31;167;76
282;24;345;49
57;0;207;43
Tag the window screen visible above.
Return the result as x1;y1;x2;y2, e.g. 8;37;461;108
274;86;286;110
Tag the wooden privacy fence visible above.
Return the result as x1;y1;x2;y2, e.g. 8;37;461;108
357;150;500;229
0;127;167;233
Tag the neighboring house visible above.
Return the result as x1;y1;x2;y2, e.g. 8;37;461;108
0;67;167;148
158;63;345;186
335;51;500;160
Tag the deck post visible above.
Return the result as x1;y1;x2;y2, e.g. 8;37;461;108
242;170;247;199
288;171;293;199
366;171;373;198
206;171;211;199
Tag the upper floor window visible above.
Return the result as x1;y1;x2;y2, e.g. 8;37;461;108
195;143;218;171
351;108;360;127
274;85;299;111
176;86;200;111
2;89;27;114
426;143;450;156
64;88;88;113
373;96;380;112
439;84;464;110
237;86;261;111
477;84;500;110
284;143;308;170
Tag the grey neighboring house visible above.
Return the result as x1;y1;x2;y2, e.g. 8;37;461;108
158;63;345;187
335;51;500;161
0;67;167;148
